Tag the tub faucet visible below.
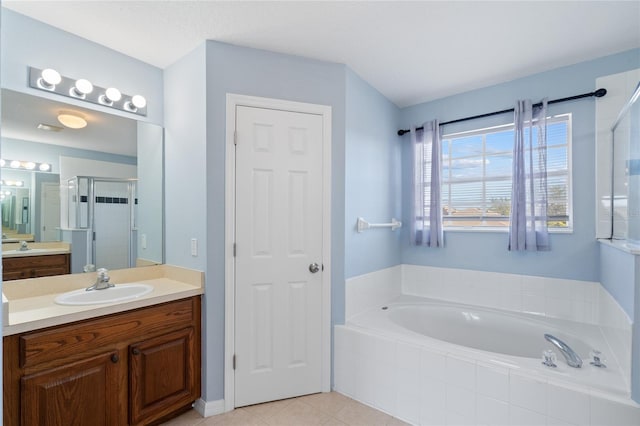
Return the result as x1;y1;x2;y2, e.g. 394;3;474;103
544;334;582;368
86;268;114;291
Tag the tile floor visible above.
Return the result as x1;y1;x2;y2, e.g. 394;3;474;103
161;391;409;425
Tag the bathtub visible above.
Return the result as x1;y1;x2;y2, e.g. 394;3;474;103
334;295;640;425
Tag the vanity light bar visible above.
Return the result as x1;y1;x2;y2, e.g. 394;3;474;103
0;159;52;172
0;180;24;187
28;67;147;117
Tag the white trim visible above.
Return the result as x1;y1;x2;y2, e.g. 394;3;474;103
224;94;332;412
194;398;225;417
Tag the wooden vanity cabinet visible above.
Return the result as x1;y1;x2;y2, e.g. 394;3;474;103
2;253;71;281
3;296;201;426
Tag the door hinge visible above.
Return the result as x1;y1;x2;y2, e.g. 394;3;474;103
234;130;237;146
93;232;96;241
233;243;236;257
233;354;236;370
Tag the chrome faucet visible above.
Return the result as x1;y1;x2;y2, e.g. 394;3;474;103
544;334;582;368
19;241;29;251
86;268;114;291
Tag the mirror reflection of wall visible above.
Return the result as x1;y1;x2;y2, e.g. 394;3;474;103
1;89;164;271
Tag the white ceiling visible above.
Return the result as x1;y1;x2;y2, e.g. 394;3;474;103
1;90;137;157
3;1;640;107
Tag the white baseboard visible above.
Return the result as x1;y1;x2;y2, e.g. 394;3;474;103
194;398;225;417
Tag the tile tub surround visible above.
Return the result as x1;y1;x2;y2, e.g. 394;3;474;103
2;264;204;335
334;325;640;426
341;264;637;424
399;264;632;387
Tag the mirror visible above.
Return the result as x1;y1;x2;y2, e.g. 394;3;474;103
1;89;164;272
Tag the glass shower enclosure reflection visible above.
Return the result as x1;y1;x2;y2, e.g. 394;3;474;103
67;176;137;270
611;82;640;244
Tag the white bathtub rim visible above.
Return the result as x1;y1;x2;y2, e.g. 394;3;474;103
346;295;630;399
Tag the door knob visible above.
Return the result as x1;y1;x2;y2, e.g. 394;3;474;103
308;263;320;273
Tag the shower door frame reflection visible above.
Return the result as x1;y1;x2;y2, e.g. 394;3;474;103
68;176;137;270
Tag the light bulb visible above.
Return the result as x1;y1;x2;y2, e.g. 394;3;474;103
105;87;122;102
41;68;62;87
15;181;23;187
24;162;36;170
131;95;146;109
39;163;51;172
10;160;20;168
71;79;93;97
0;159;5;167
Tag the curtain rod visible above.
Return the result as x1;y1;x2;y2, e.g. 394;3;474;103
397;88;607;136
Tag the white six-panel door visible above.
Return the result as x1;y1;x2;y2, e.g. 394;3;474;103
234;105;324;407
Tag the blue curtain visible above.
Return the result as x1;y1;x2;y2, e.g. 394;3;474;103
411;121;443;247
508;99;550;251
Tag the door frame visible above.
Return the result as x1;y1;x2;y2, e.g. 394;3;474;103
224;94;332;411
40;182;60;242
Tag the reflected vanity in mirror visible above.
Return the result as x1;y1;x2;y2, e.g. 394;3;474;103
1;89;164;278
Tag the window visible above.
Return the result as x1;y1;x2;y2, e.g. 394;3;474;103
424;114;571;231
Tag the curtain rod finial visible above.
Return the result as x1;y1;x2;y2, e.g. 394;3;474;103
594;88;607;98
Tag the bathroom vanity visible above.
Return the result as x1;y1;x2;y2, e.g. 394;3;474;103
2;265;204;425
2;253;70;281
2;243;72;281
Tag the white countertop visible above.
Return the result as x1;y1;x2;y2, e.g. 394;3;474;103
2;264;204;336
2;242;71;258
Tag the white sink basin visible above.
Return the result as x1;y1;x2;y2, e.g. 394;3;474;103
54;283;153;306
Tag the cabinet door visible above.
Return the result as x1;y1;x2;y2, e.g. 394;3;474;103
129;327;197;425
2;269;28;281
21;351;122;426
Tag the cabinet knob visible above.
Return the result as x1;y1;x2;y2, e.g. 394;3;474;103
132;348;140;355
110;354;119;363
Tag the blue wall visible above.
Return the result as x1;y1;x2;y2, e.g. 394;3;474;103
162;40;348;401
399;49;640;282
345;68;402;278
164;42;210;401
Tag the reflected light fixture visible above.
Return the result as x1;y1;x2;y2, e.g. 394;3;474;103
38;68;62;90
57;112;87;129
1;159;52;173
28;67;148;117
1;180;24;187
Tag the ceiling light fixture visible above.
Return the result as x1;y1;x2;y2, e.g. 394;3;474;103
38;68;62;90
70;78;94;98
28;67;148;117
57;113;88;129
